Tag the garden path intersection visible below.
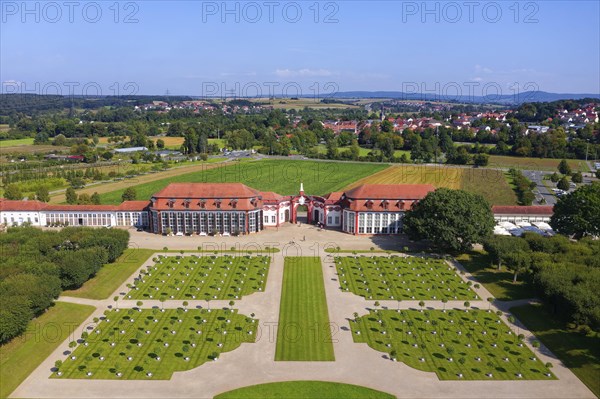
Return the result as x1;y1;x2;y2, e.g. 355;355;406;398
11;226;595;398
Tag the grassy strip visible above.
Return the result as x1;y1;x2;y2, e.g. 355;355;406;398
510;304;600;397
63;249;156;300
214;381;395;399
0;302;95;398
275;257;334;361
455;251;534;301
159;249;280;254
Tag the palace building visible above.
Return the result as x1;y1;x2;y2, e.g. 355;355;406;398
1;182;551;236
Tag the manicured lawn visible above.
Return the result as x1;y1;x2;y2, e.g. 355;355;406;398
488;155;589;172
314;144;411;159
336;256;477;301
351;309;554;380
0;137;35;147
124;255;270;301
345;165;517;205
455;251;534;301
275;257;334;361
64;249;156;300
53;308;257;379
510;304;600;397
0;302;95;398
99;160;387;204
214;381;396;399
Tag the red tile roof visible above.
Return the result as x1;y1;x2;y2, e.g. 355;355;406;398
151;183;263;211
260;192;286;203
344;184;435;200
0;199;47;211
152;183;260;199
45;204;119;212
492;205;554;216
117;201;152;211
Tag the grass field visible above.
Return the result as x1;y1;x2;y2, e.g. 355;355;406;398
50;160;231;203
124;255;270;301
63;249;156;300
0;137;35;147
488;155;589;172
455;251;533;301
99;160;387;204
351;309;554;380
214;381;396;399
208;138;227;148
0;302;95;398
345;165;517;205
53;308;257;379
336;256;477;301
275;257;334;361
510;304;600;397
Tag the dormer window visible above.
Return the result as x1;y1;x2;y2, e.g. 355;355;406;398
168;199;175;209
184;199;191;209
230;198;238;209
365;199;374;209
215;199;222;209
382;200;389;210
199;199;206;209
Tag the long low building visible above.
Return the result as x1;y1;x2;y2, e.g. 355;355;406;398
1;183;555;236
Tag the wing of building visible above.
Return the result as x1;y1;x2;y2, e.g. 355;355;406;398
1;183;554;236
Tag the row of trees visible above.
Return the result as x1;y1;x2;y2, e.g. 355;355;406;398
0;227;130;343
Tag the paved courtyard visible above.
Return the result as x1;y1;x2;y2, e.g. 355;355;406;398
11;224;596;398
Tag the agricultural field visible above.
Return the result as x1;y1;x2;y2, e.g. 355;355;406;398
0;144;69;155
0;137;34;147
488;155;589;172
215;381;395;399
124;255;270;301
345;165;517;205
335;256;477;301
275;257;334;361
351;309;554;380
99;160;387;204
249;98;359;110
52;308;257;379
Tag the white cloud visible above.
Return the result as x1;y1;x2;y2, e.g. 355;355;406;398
475;64;493;74
275;68;334;78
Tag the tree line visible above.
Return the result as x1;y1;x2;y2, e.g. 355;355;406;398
0;227;129;343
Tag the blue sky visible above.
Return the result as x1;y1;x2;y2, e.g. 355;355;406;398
1;1;599;96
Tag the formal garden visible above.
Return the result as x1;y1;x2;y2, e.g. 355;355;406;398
350;307;554;380
335;256;478;301
123;255;270;301
52;307;258;379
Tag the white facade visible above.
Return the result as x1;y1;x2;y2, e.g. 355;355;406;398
1;210;45;226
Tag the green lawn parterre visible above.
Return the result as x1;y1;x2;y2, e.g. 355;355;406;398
351;309;554;380
124;255;270;301
214;381;396;399
275;257;335;361
336;256;478;301
53;308;257;380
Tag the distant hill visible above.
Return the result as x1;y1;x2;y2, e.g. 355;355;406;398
326;91;600;104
